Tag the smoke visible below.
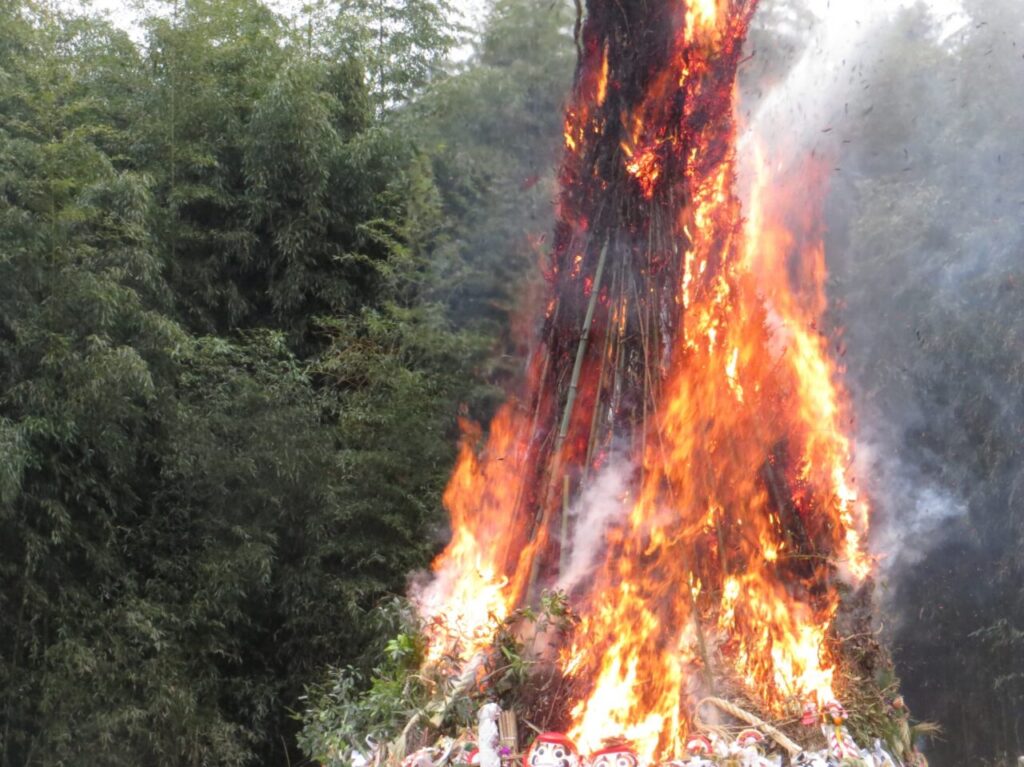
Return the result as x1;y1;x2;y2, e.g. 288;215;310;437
742;0;1024;762
740;0;969;180
556;459;633;595
853;431;967;572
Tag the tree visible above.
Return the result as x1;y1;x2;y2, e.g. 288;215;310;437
140;0;291;334
0;1;509;762
404;0;577;385
0;10;197;763
326;0;462;110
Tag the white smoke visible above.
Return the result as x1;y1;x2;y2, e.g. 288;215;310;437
853;431;967;575
556;460;633;594
741;0;969;180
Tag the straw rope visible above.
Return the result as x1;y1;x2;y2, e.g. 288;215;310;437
695;697;803;757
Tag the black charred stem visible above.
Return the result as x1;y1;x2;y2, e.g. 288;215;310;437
761;449;819;571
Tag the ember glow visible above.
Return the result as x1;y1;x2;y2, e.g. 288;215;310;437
414;0;874;759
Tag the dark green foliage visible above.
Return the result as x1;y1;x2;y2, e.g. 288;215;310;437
406;0;577;384
0;0;569;763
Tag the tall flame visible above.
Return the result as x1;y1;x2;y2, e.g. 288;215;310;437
416;1;873;759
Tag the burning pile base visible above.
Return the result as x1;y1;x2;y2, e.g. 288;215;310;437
333;595;933;767
417;0;886;757
376;692;926;767
358;675;925;767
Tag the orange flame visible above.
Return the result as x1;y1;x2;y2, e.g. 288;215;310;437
686;0;720;38
415;406;539;665
597;42;610;106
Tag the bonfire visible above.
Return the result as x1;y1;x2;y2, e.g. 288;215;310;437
352;2;934;766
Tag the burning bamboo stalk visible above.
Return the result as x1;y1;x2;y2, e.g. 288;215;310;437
582;327;610;476
583;259;622;479
559;475;571;574
555;238;611;457
527;238;611;599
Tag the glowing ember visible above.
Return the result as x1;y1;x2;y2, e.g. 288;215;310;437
415;0;875;759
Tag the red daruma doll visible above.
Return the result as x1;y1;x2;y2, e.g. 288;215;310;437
588;744;639;767
523;733;581;767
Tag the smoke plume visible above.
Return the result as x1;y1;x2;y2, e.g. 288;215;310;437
744;1;1024;763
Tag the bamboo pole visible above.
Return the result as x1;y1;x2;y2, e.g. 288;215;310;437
526;238;611;599
629;270;653;471
582;332;611;476
555;238;611;456
583;261;621;480
559;475;571;574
